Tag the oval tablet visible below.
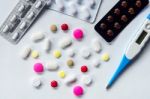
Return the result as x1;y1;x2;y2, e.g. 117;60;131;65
45;61;59;71
92;39;102;53
43;38;51;52
20;46;31;59
64;73;77;85
59;37;72;49
31;32;45;42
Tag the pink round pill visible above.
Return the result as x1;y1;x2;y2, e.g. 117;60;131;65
73;29;84;40
73;85;84;96
34;63;44;73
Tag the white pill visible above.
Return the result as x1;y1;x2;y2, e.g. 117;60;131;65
2;25;9;33
45;61;59;71
64;74;77;85
20;46;31;59
12;32;19;40
31;77;42;88
35;1;42;9
92;39;102;53
27;12;34;20
80;7;91;20
10;15;17;23
80;48;91;59
67;49;75;57
18;5;25;12
43;38;51;52
92;59;100;67
81;75;92;86
59;37;72;49
20;22;27;30
31;32;45;42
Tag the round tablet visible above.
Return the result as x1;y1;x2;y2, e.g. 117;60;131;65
51;80;58;88
33;63;44;73
81;75;92;86
67;49;75;57
73;86;84;96
81;65;88;73
101;53;110;62
92;59;100;67
67;59;74;68
50;24;57;32
80;48;91;59
58;70;66;78
31;50;39;59
53;50;62;58
31;77;42;88
61;23;69;31
73;29;84;40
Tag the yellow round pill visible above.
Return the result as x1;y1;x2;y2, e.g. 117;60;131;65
31;50;39;59
101;53;110;62
58;70;66;78
53;50;61;58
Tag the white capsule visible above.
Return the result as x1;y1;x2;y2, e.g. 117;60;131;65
31;77;42;88
31;32;45;42
80;48;91;59
10;15;17;22
92;39;102;53
12;32;19;40
20;22;27;30
27;12;34;20
18;5;25;12
59;37;72;49
43;38;51;52
35;1;42;9
2;25;9;33
64;73;77;85
81;75;92;86
20;46;31;59
45;61;59;71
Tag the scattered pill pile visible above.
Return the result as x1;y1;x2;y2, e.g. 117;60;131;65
20;23;111;97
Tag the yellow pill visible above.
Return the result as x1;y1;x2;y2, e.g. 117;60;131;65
101;53;110;62
53;50;61;58
31;50;39;59
58;70;66;78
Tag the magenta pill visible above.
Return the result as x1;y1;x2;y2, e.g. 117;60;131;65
34;63;44;73
73;85;84;96
73;29;84;40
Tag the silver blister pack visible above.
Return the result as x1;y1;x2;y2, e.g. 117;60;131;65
0;0;50;44
48;0;102;23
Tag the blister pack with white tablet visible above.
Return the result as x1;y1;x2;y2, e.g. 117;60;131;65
0;0;51;44
48;0;102;23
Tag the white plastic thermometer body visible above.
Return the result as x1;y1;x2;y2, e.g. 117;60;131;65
106;15;150;89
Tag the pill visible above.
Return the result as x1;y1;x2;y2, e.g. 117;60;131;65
81;75;92;86
58;70;66;78
67;49;75;57
27;12;34;20
45;61;59;71
19;46;31;59
61;23;69;31
51;80;58;88
101;53;110;62
59;37;72;49
31;32;45;42
64;73;77;85
33;63;44;73
73;28;84;40
35;1;42;9
18;5;25;12
12;32;19;40
92;39;102;53
50;24;57;32
80;48;91;59
31;77;42;88
3;25;9;33
10;15;17;22
43;38;51;52
92;59;100;67
81;65;88;73
20;22;27;30
73;86;84;96
53;50;61;58
67;59;74;68
31;50;39;59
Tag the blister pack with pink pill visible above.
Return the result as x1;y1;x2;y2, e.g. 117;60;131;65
48;0;102;23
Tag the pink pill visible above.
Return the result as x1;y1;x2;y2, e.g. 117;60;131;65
34;63;44;73
73;29;84;40
73;85;84;96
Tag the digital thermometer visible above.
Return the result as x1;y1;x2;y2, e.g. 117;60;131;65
106;14;150;89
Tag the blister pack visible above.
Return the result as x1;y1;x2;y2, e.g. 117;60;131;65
0;0;50;44
48;0;102;23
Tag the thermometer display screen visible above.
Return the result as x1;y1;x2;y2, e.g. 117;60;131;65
136;30;147;44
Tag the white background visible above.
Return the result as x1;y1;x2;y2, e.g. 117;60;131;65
0;0;150;99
